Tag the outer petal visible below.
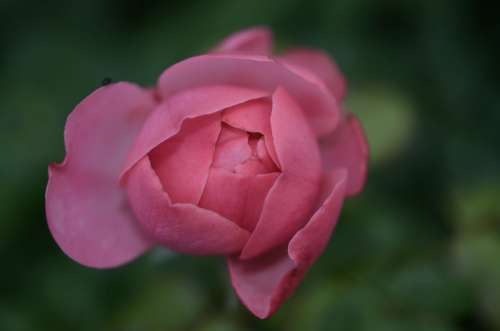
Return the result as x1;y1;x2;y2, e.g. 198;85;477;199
45;83;155;268
149;113;221;204
213;26;272;56
121;85;268;179
279;48;347;101
125;157;251;255
228;170;348;319
319;113;369;196
240;87;322;259
157;54;340;137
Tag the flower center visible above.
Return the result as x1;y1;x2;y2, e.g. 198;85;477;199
211;123;278;175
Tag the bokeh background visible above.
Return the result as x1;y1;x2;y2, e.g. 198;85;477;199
1;0;499;330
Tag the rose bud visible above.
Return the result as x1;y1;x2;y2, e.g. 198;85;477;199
45;27;368;318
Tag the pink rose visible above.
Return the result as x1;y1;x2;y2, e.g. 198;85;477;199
45;27;368;318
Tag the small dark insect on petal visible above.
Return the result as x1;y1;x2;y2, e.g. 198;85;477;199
101;77;113;86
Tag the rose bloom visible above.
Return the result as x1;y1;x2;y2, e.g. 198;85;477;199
45;27;368;318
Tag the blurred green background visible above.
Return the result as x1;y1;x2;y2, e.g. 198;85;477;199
1;0;499;330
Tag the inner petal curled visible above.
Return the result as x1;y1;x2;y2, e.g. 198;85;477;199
212;124;278;176
147;97;282;236
199;100;282;230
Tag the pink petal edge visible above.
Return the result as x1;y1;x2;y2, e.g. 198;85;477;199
319;113;369;196
157;54;340;137
125;156;251;255
228;169;348;319
45;82;155;268
240;87;322;259
121;85;269;181
213;26;273;56
149;113;221;204
279;48;347;101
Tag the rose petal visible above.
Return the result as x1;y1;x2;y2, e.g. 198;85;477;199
239;175;317;260
121;85;269;180
213;26;272;56
319;113;369;196
199;168;249;228
256;138;279;172
241;173;280;232
270;87;322;179
234;158;272;176
222;98;279;168
222;97;270;133
45;82;155;268
199;168;279;231
240;87;322;259
279;48;347;101
228;169;348;319
278;61;331;97
149;113;221;204
229;247;294;318
125;157;250;255
157;54;340;137
212;125;252;170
